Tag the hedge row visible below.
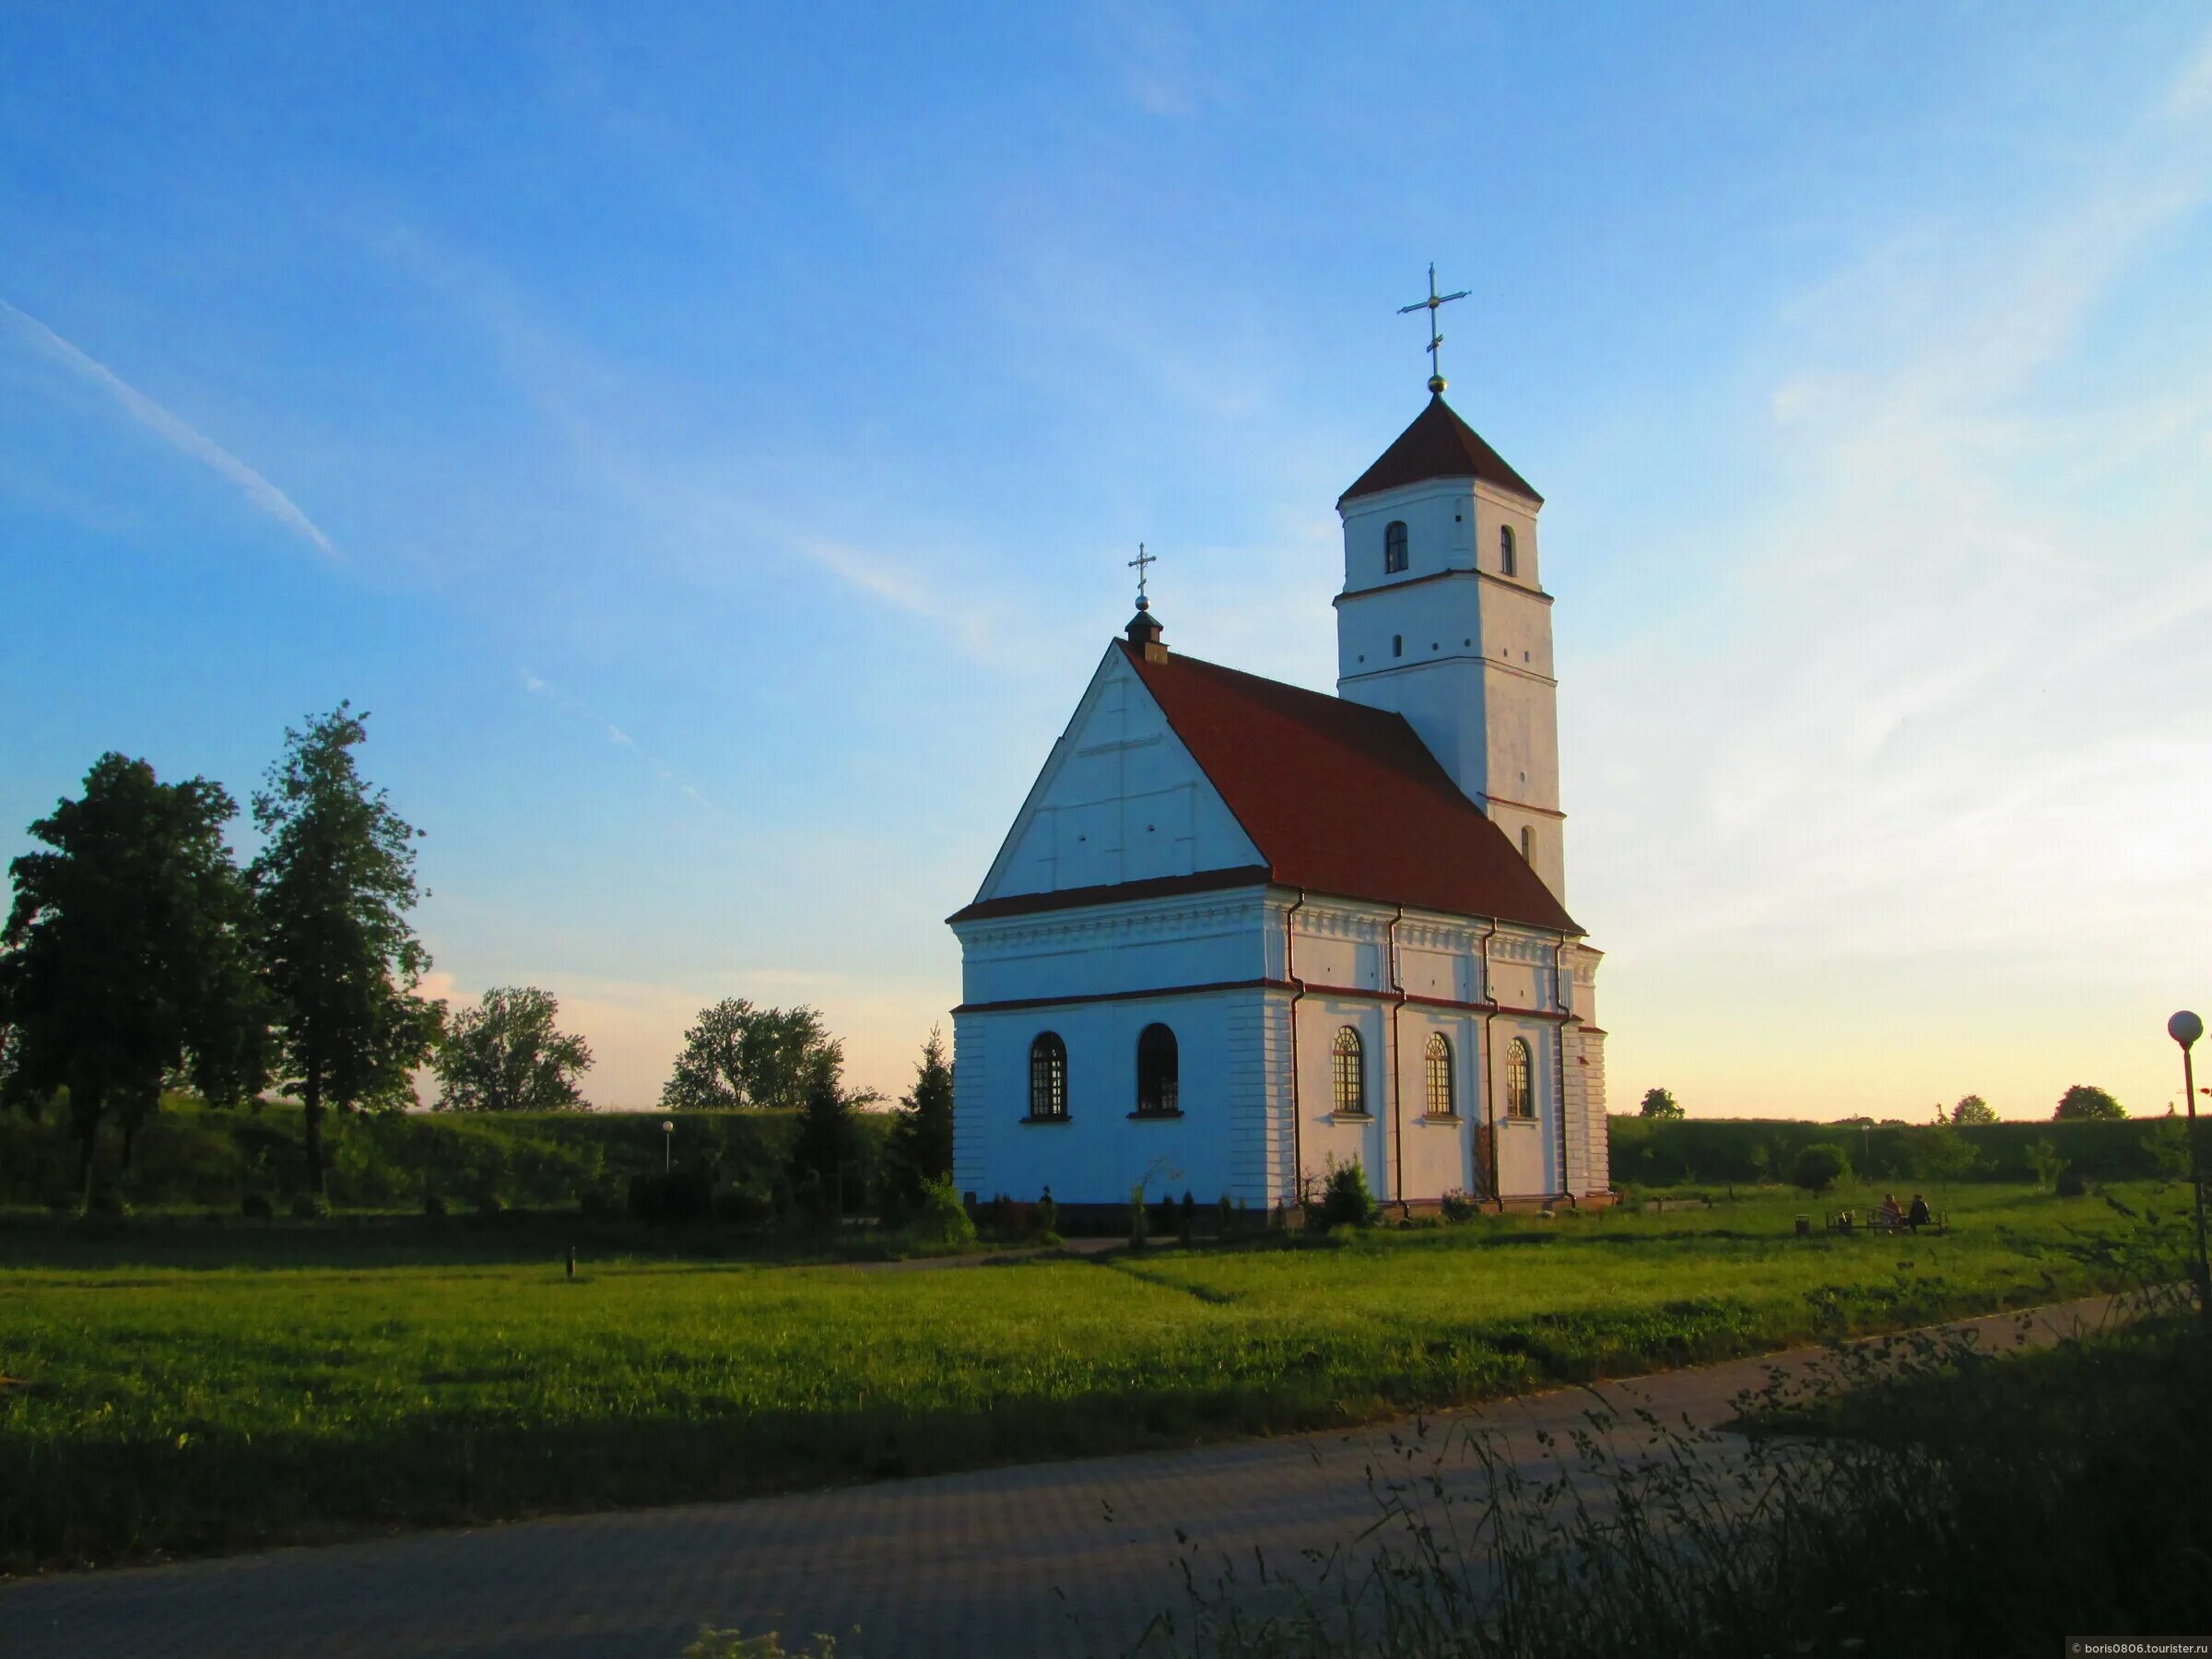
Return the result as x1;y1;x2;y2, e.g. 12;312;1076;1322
0;1097;891;1211
1608;1114;2188;1187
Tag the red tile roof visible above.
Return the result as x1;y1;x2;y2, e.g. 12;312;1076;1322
1339;394;1542;505
1116;643;1580;933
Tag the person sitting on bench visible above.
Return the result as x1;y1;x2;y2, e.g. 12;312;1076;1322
1907;1193;1933;1231
1876;1193;1904;1230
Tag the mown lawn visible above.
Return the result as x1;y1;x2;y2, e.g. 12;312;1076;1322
0;1183;2158;1573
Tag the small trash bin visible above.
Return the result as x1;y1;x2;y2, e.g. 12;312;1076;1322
1794;1214;1811;1237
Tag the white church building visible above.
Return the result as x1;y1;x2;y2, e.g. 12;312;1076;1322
947;384;1610;1220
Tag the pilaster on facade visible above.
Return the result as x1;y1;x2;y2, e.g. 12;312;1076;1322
950;1016;987;1198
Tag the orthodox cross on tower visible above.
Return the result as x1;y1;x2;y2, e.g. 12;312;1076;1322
1397;263;1470;395
1128;542;1157;611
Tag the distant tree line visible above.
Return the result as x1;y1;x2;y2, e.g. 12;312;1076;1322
2;710;954;1212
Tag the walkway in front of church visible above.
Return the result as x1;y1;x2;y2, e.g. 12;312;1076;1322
0;1296;2124;1659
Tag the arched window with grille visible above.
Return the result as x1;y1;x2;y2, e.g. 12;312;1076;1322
1425;1032;1454;1117
1332;1026;1366;1115
1505;1037;1534;1119
1135;1023;1179;1115
1383;520;1408;573
1500;524;1518;576
1028;1032;1067;1119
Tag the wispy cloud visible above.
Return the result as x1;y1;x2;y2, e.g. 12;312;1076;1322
1573;32;2212;1115
0;297;338;559
519;667;716;809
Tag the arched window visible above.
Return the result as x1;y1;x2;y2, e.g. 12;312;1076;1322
1500;524;1518;576
1383;520;1408;573
1520;826;1535;863
1332;1027;1366;1115
1029;1032;1067;1119
1505;1037;1534;1119
1425;1032;1454;1117
1135;1023;1179;1114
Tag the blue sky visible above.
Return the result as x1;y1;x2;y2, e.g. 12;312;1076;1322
4;3;2208;1119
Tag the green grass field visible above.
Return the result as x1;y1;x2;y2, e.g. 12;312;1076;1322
0;1182;2160;1574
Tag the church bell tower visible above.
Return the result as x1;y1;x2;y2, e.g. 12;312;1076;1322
1334;387;1567;904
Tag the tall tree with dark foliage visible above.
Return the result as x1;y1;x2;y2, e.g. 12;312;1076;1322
251;705;443;1198
885;1026;955;1210
0;754;267;1204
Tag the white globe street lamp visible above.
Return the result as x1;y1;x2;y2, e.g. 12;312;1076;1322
663;1118;675;1173
2170;1010;2206;1324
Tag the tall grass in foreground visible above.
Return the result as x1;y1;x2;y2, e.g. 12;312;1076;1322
1127;1194;2211;1658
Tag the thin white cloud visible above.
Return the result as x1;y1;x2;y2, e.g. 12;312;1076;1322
2167;25;2212;119
0;297;338;559
519;667;717;810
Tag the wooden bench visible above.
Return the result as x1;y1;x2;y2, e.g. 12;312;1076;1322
1829;1207;1947;1236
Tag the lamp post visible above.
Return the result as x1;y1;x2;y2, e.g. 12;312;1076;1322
2171;1011;2206;1324
663;1118;675;1173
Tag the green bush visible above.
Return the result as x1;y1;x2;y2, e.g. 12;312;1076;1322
240;1193;273;1219
1312;1157;1377;1232
628;1164;714;1227
422;1192;447;1219
1790;1143;1850;1195
2055;1169;2088;1198
900;1177;977;1251
1440;1188;1478;1224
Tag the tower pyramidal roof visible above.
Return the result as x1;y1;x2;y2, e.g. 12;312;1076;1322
1338;394;1542;506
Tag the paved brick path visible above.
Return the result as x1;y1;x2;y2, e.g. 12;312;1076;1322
0;1298;2122;1659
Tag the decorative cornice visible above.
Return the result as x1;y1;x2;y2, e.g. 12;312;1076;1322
949;865;1270;925
955;978;1290;1016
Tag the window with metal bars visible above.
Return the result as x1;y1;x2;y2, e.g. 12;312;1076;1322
1332;1026;1366;1115
1135;1023;1179;1114
1028;1032;1066;1119
1505;1037;1535;1118
1425;1032;1454;1116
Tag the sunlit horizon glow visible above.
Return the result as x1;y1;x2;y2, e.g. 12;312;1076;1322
3;7;2207;1125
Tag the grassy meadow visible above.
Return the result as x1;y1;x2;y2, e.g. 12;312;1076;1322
0;1180;2165;1574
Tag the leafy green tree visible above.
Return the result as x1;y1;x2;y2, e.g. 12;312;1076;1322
786;1050;864;1218
251;705;444;1200
2053;1084;2125;1122
433;986;593;1112
1950;1093;1997;1125
2027;1136;2069;1188
663;999;838;1111
884;1026;954;1210
0;754;267;1205
1638;1086;1683;1120
1789;1142;1850;1196
1913;1121;1982;1192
